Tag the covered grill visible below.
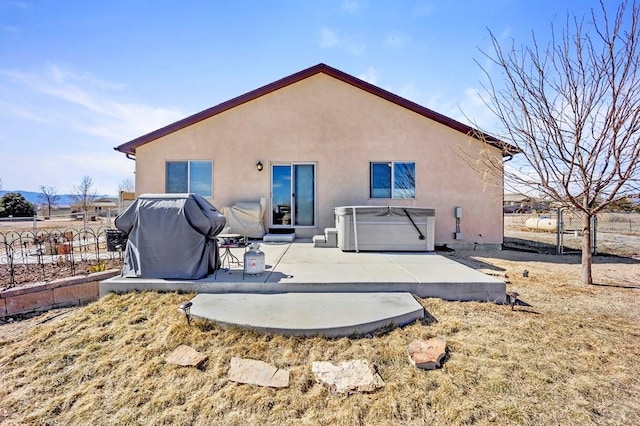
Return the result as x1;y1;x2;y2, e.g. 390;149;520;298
115;193;226;279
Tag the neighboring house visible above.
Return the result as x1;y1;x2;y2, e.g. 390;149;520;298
68;197;117;218
503;193;551;213
115;64;518;248
92;197;118;217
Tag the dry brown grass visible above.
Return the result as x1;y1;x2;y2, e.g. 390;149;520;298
1;250;639;425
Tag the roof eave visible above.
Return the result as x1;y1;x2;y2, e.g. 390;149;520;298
114;63;519;156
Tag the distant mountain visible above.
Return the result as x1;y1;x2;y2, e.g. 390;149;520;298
0;190;115;207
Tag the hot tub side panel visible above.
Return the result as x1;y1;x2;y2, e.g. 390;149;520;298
336;206;435;251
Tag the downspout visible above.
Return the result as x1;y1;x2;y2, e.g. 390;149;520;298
502;153;513;208
501;153;514;250
123;152;135;214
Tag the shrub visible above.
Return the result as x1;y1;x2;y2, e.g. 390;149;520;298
0;192;36;218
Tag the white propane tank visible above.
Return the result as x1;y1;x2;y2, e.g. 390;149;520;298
244;243;265;275
525;216;558;231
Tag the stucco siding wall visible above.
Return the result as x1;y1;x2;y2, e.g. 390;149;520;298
135;74;503;245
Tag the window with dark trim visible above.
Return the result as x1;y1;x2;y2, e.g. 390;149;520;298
165;160;213;197
370;161;415;198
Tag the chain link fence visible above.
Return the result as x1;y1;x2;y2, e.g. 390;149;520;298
505;211;640;234
504;211;640;256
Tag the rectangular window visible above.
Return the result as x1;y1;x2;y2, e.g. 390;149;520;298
370;162;415;199
370;163;391;198
166;162;188;193
393;162;416;198
166;160;213;197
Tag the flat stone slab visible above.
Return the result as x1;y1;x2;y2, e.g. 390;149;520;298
228;357;290;388
312;360;385;394
165;345;208;368
189;292;424;337
407;336;447;370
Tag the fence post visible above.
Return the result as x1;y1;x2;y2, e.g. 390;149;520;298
592;215;598;256
556;208;563;255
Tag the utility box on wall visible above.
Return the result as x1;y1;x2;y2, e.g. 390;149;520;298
454;207;463;239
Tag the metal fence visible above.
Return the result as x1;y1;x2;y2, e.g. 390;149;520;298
505;211;640;235
504;211;640;255
0;226;127;288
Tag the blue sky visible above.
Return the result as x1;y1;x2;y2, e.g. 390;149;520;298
0;0;600;194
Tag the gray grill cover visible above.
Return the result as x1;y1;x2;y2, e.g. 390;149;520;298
115;193;226;279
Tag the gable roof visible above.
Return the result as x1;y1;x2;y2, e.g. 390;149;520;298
114;63;518;156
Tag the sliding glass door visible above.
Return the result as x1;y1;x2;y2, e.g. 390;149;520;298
271;163;316;227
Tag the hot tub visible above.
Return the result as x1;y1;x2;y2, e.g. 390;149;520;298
335;206;435;252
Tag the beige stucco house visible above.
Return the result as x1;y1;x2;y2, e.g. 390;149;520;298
115;63;517;248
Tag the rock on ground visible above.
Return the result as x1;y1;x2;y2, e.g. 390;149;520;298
165;345;208;368
228;357;290;388
311;359;385;394
407;336;447;370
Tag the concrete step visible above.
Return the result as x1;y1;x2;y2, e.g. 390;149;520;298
263;233;296;243
313;227;338;248
188;292;424;337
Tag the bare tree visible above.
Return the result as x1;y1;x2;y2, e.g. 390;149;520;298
0;177;3;191
474;1;640;284
38;185;60;217
71;176;97;217
118;178;134;193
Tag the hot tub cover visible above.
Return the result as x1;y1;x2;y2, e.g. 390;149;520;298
115;193;226;279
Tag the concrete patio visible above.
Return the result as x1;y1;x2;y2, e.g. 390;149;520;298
101;241;505;300
100;241;505;337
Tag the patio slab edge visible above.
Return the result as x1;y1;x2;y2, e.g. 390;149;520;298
100;277;506;302
188;292;425;337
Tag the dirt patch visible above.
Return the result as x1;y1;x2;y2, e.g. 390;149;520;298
449;247;640;289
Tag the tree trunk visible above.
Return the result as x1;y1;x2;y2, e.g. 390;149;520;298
581;212;593;285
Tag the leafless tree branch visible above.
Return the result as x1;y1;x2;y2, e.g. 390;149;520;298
71;176;97;216
38;186;60;217
471;0;640;284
